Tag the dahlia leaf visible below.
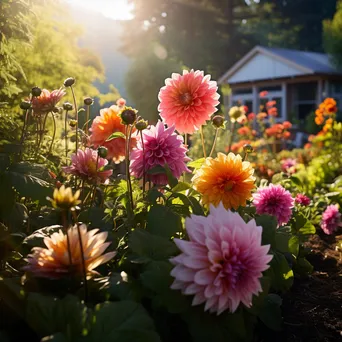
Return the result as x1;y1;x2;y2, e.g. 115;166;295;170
105;131;126;142
187;158;205;170
288;235;299;257
258;294;283;332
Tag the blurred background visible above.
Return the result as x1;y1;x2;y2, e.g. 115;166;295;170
1;0;341;126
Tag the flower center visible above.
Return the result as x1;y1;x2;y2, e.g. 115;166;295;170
87;160;97;175
224;180;236;191
179;92;193;106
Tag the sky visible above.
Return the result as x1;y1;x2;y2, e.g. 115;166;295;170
67;0;134;20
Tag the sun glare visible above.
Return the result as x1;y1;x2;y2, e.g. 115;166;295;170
67;0;134;20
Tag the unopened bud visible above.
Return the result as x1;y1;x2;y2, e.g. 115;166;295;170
69;119;77;128
84;97;94;106
212;115;225;128
97;146;108;158
64;77;75;87
135;119;148;131
20;101;31;110
243;144;253;154
63;102;73;111
120;107;137;125
31;86;42;97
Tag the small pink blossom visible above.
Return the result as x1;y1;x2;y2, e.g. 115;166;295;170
63;148;112;184
321;204;342;235
253;184;294;226
158;70;220;134
295;194;311;206
281;158;297;174
116;98;126;108
170;203;272;315
31;88;66;115
130;121;190;185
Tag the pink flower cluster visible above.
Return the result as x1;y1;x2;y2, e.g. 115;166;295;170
253;184;294;226
130;121;190;185
170;203;272;315
63;148;113;184
321;204;342;235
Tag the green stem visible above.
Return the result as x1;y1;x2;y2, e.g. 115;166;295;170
125;125;134;210
85;105;90;137
70;85;79;153
90;155;100;207
209;128;219;158
37;113;49;152
200;126;206;158
19;108;29;158
49;112;57;154
228;121;235;153
140;130;146;195
65;110;69;161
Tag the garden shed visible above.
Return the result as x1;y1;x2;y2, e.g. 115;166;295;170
219;45;342;123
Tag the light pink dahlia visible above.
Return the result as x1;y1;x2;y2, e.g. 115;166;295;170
63;148;113;184
158;70;220;134
130;121;190;185
253;184;294;226
170;203;272;315
295;194;311;206
280;158;297;174
321;204;342;235
31;88;66;115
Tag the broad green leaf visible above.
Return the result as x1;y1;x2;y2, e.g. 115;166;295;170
298;220;316;235
258;294;283;331
105;131;126;142
187;158;205;170
171;182;191;193
290;176;302;187
271;173;283;184
256;215;277;248
288;235;299;257
294;257;313;276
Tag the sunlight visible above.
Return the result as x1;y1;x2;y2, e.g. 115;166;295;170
67;0;134;20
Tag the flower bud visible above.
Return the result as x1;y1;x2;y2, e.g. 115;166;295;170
20;101;31;110
243;144;253;154
69;119;77;128
31;86;42;97
63;102;73;111
212;115;225;128
64;77;75;87
84;97;94;106
120;107;137;125
135;119;148;131
97;146;108;158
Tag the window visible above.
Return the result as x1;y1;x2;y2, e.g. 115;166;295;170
234;88;252;95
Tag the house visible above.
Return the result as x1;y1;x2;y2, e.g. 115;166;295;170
218;46;342;124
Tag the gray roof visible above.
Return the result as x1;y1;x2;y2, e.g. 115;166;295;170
262;46;340;74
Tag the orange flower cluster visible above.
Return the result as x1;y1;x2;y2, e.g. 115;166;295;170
230;139;252;153
315;98;338;125
265;123;291;139
237;126;257;137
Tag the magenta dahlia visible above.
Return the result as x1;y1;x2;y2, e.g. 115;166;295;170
63;148;113;184
170;203;272;315
253;184;294;226
321;204;342;235
158;70;220;134
130;121;190;185
295;194;311;206
31;88;66;115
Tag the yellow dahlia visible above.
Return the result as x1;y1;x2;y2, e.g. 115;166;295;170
192;152;255;209
48;185;81;211
23;224;116;279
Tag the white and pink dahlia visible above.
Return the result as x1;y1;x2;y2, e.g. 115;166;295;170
170;203;273;315
158;70;220;134
63;148;112;184
130;121;190;185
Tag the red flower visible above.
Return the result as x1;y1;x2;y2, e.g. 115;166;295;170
259;91;268;98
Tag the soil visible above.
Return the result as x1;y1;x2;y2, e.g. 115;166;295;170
263;232;342;342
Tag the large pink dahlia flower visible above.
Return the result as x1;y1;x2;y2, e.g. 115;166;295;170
158;70;220;134
63;148;113;184
170;203;273;315
321;204;342;235
252;184;294;226
130;121;190;185
31;88;66;115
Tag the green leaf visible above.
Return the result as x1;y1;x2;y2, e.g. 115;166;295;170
298;220;316;235
0;153;10;172
187;158;205;170
164;164;178;188
275;231;291;253
294;257;313;276
86;301;160;342
171;182;191;193
147;188;165;204
258;294;283;332
290;176;302;187
105;131;126;142
256;215;277;248
188;196;205;216
271;173;283;184
288;235;299;257
129;229;179;262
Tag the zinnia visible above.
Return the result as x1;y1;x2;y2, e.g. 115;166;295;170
321;204;342;235
31;88;66;115
23;224;116;279
90;105;137;163
253;184;294;226
170;203;273;315
158;70;220;134
192;152;255;210
130;121;190;185
63;148;113;184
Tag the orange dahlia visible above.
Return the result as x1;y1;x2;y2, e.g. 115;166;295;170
90;105;137;163
192;152;255;210
23;224;116;279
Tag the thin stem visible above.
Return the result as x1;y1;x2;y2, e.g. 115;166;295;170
65;110;69;161
90;154;100;207
70;85;79;153
37;113;48;152
75;221;88;302
200;126;206;158
209;128;219;158
62;211;73;265
49;112;56;154
228;121;235;153
19;109;30;158
125;125;134;210
85;105;90;136
140;130;146;195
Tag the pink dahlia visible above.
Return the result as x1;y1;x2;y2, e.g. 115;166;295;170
281;158;297;174
321;204;342;235
295;194;311;206
31;88;66;115
130;121;190;185
63;148;113;184
158;70;220;134
170;203;272;315
253;184;294;226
